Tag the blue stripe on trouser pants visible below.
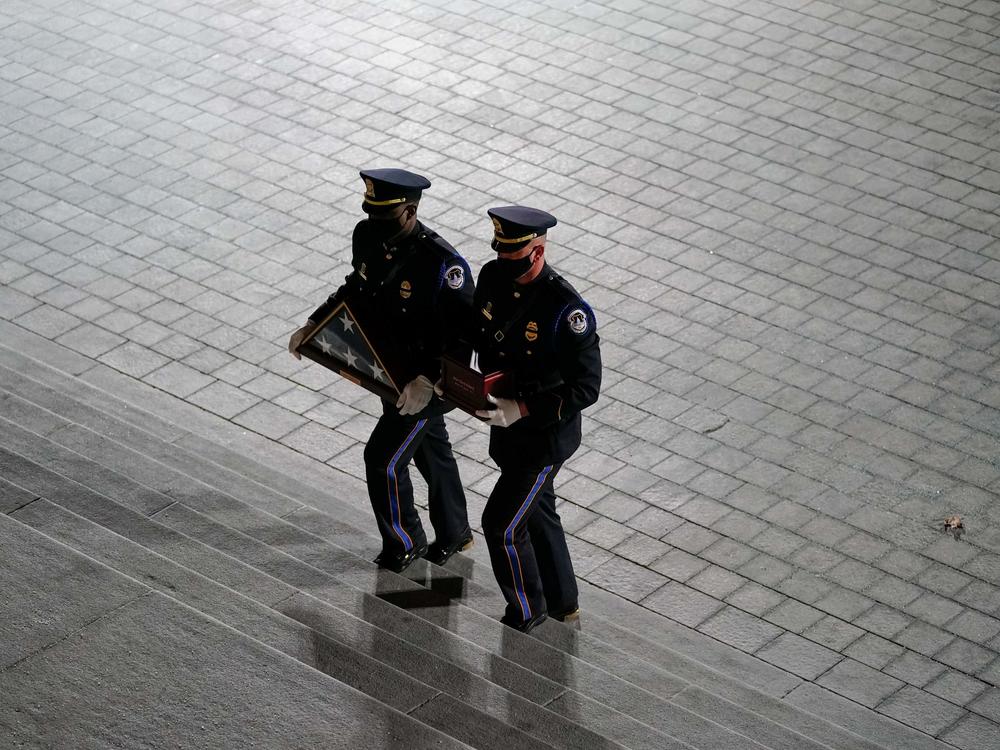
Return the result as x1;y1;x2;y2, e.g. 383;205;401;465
384;418;426;549
365;415;428;553
482;463;577;624
365;408;470;556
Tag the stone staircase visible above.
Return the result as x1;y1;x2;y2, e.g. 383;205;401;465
0;320;956;750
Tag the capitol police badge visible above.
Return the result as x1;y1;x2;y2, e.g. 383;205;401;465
567;309;588;335
525;321;538;342
399;280;412;299
445;264;465;290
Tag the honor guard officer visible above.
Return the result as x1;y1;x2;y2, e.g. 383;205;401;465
289;168;475;572
468;206;602;632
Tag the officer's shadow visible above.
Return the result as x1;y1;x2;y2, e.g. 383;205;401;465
374;563;467;611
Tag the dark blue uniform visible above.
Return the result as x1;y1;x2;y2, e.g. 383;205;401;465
470;260;601;627
311;218;474;566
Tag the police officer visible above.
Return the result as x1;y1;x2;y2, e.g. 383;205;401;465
467;206;602;632
289;168;475;573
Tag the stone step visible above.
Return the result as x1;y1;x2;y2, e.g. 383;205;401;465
0;440;697;750
0;476;35;513
8;497;606;750
0;328;949;750
0;388;835;750
0;511;471;750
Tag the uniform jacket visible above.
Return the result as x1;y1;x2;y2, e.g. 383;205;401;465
470;261;601;467
311;219;474;413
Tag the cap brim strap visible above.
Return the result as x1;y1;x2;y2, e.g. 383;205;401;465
493;232;537;245
364;196;408;206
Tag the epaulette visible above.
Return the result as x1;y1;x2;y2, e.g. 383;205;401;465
416;227;460;263
545;270;582;306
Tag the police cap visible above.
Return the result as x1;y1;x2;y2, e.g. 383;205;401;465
487;206;557;251
360;168;431;214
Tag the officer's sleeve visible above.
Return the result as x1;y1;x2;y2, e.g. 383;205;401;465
308;222;366;323
522;304;601;427
462;262;492;351
421;253;475;379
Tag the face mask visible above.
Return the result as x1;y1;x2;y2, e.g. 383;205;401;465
495;251;535;281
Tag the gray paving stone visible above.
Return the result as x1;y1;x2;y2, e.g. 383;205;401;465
232;400;308;440
884;649;948;689
642;581;724;628
686;564;747;600
578;516;634;550
941;713;1000;750
878;685;968;736
698;605;782;653
755;629;844;680
738;552;795;586
586;555;666;603
818;658;906;709
926;669;989;709
936;639;997;675
610;532;671;567
843;630;907;670
803;615;866;652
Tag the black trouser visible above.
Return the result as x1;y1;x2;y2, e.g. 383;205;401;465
481;462;578;623
364;406;469;556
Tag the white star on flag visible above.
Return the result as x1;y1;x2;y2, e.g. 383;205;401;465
370;362;385;382
316;336;334;355
339;312;355;333
343;348;358;368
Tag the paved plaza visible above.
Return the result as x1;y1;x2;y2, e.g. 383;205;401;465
1;0;998;747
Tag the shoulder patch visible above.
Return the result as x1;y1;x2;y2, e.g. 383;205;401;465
445;264;465;290
566;308;589;335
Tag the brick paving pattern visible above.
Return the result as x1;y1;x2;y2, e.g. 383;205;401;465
1;0;998;746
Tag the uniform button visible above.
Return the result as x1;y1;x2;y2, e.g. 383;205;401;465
385;254;392;260
513;292;521;298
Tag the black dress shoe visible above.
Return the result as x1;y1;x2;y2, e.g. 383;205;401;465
500;611;548;633
373;543;427;573
425;530;474;565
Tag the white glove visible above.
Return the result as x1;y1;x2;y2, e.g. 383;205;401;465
475;394;524;427
396;375;435;415
287;322;315;360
